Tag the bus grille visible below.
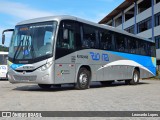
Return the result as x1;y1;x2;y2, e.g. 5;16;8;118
13;75;37;81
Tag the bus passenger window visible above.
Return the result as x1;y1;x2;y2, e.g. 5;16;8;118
61;29;74;49
139;41;147;55
100;30;112;50
115;34;125;52
83;25;96;49
57;20;75;50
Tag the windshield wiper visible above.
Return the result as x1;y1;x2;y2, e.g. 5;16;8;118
23;37;35;59
13;37;24;61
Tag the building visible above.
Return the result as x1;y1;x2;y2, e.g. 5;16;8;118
99;0;160;69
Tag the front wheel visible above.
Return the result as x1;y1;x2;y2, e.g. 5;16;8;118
38;84;52;89
75;68;91;90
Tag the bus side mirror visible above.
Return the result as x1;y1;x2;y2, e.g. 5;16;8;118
2;34;5;45
63;29;68;40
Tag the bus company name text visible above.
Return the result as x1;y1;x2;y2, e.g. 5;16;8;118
90;52;109;62
0;66;7;70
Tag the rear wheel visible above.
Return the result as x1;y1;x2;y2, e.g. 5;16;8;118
76;68;91;90
126;69;139;85
38;84;52;89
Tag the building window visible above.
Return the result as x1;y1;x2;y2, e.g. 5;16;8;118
155;35;160;49
137;17;151;33
138;0;151;14
115;16;122;27
155;12;160;26
125;8;134;22
107;22;112;26
125;26;134;34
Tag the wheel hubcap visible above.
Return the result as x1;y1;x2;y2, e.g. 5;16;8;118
134;73;138;82
79;73;88;86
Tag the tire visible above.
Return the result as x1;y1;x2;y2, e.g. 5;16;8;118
127;69;140;85
75;67;91;90
101;81;113;86
38;84;52;89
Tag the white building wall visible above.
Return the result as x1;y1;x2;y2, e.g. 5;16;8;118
112;1;160;61
116;2;160;34
137;29;152;38
123;18;134;29
154;25;160;37
156;49;160;60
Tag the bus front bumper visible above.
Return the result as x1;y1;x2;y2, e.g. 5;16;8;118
8;67;54;84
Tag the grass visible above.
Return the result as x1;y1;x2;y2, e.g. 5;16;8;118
153;70;160;79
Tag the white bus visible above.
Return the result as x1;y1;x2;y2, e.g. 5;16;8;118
2;15;156;89
0;52;8;79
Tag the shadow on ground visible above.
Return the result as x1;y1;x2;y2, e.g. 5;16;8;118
12;81;149;92
0;79;8;81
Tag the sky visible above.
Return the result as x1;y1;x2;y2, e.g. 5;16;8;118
0;0;124;46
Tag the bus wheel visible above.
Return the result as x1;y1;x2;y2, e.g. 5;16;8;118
38;84;52;89
76;68;90;90
129;69;140;85
101;81;113;86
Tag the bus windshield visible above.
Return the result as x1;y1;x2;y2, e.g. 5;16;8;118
9;21;57;63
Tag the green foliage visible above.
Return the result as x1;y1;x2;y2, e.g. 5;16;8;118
153;69;160;79
0;45;9;52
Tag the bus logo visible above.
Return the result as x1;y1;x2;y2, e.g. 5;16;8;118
90;52;109;61
90;52;100;61
0;66;7;70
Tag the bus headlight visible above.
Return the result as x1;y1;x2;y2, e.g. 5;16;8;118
39;61;53;71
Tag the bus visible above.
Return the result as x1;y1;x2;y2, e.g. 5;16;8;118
2;15;156;89
0;52;8;79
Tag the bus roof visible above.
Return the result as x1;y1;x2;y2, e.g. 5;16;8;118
0;52;8;55
16;15;153;43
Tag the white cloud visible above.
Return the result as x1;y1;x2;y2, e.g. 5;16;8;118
0;1;58;47
0;1;109;47
0;1;55;20
0;1;108;23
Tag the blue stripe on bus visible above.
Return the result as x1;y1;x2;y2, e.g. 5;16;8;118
107;51;156;75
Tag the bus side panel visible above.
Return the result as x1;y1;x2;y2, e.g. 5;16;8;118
75;49;104;82
90;65;102;81
140;67;155;78
101;51;133;81
54;51;76;84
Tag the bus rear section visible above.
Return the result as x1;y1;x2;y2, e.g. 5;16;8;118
0;52;8;79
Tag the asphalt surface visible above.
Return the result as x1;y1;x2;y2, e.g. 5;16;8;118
0;79;160;119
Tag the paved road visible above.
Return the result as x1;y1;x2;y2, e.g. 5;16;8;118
0;80;160;119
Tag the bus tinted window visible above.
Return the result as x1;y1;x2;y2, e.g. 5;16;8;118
115;33;126;52
0;55;8;65
57;21;75;49
100;30;113;50
139;40;148;56
75;22;82;50
82;25;96;48
151;43;156;57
